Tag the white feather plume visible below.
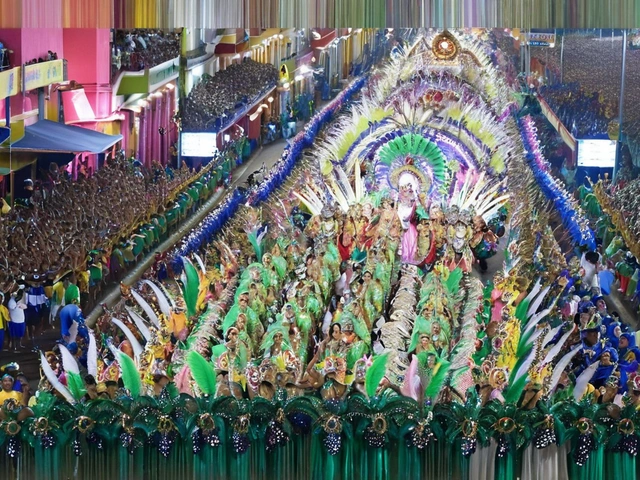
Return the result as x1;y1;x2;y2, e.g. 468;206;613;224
125;306;151;342
334;166;356;205
523;326;546;348
542;325;563;348
524;306;553;335
141;280;171;318
527;285;550;318
513;347;537;382
87;330;98;378
327;179;350;212
131;289;160;327
193;253;207;276
542;328;575;365
160;283;176;308
112;317;144;361
547;347;580;394
354;160;363;201
573;361;600;401
293;192;321;216
68;321;79;344
523;278;542;306
40;352;75;404
59;344;80;375
322;310;333;336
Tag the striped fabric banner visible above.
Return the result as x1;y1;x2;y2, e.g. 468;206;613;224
538;95;578;151
61;0;113;28
1;0;640;28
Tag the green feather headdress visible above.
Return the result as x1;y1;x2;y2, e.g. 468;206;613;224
240;263;266;283
246;230;264;262
259;325;291;353
445;267;463;297
408;316;431;353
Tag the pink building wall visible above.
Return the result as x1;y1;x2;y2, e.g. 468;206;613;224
21;28;64;63
0;26;64;120
63;28;112;118
0;28;23;119
0;26;114;121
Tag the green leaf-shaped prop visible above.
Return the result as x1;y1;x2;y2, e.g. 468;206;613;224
187;351;217;396
118;352;142;398
365;353;389;399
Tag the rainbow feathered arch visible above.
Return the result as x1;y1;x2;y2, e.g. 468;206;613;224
373;132;450;198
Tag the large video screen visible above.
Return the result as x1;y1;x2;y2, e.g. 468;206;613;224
181;132;218;157
577;139;617;168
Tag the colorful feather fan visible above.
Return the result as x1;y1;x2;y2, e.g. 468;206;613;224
375;132;449;196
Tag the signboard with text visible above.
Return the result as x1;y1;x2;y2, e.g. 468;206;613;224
23;59;64;91
148;59;179;88
526;32;556;47
181;132;218;157
577;139;617;168
0;67;20;100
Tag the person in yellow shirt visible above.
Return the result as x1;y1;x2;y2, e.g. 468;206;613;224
0;374;23;405
0;293;8;352
50;279;66;326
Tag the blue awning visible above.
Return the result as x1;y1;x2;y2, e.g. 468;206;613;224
11;120;122;153
0;127;9;145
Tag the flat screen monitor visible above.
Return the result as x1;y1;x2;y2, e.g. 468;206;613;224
576;139;617;168
181;132;218;157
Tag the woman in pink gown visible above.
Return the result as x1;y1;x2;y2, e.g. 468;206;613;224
397;183;419;264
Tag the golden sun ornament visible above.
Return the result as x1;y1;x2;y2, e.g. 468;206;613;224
433;31;460;61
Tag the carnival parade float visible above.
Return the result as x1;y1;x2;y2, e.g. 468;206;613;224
2;30;630;480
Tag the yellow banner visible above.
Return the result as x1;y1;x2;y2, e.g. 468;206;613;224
23;59;64;91
0;67;20;100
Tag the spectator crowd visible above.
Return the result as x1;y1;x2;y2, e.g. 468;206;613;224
182;59;279;132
